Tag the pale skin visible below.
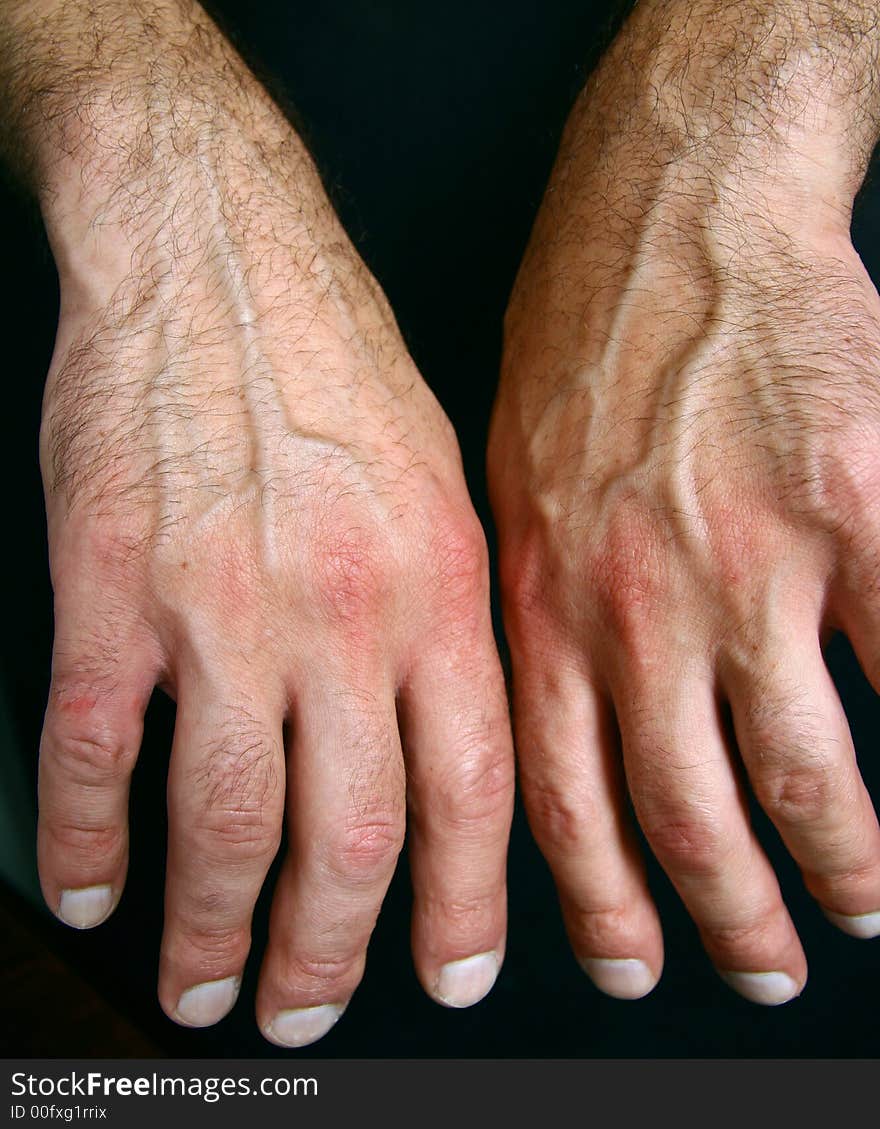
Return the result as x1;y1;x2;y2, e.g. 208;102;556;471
1;0;878;1047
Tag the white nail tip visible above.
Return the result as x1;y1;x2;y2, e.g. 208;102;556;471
174;977;241;1027
58;885;115;929
720;970;801;1006
824;909;880;939
264;1004;345;1048
581;958;657;1000
435;952;500;1008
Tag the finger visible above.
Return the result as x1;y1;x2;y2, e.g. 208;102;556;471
159;669;285;1028
400;623;514;1009
617;656;806;1006
725;636;880;941
38;593;158;930
257;670;406;1048
513;644;664;1000
832;584;880;937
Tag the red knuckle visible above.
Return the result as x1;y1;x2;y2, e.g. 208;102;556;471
311;525;391;622
74;519;144;577
587;516;665;656
428;515;488;608
207;541;252;592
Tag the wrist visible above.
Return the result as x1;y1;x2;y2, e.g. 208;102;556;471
577;0;880;217
5;2;349;311
42;92;323;277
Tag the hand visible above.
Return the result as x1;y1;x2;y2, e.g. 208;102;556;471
488;0;880;1004
21;0;513;1045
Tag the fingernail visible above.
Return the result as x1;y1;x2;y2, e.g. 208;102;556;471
719;970;801;1005
58;885;115;929
263;1004;346;1048
580;957;657;1000
174;976;241;1027
823;908;880;939
435;951;500;1008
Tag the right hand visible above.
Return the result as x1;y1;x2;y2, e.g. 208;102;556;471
35;69;513;1047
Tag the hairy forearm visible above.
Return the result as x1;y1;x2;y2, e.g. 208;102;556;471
505;0;880;342
0;0;344;289
0;0;299;182
566;0;880;211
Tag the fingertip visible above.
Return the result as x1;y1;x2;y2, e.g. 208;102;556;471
172;975;242;1028
718;969;804;1006
56;884;117;929
432;950;501;1009
261;1003;347;1048
580;956;659;1000
822;907;880;939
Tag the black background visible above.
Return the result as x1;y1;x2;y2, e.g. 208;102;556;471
2;0;880;1057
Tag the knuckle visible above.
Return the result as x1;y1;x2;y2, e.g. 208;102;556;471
808;851;880;888
586;514;666;659
284;951;358;990
177;922;249;962
704;512;775;591
310;523;391;622
566;903;640;953
63;518;145;576
323;810;405;881
807;427;880;534
44;819;125;862
523;774;591;854
189;809;282;861
433;745;514;831
638;802;729;876
703;914;780;961
499;533;548;627
753;757;847;827
44;728;135;786
743;701;846;828
426;891;496;940
201;538;265;611
427;513;488;609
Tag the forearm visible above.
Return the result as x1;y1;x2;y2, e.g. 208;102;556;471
559;0;880;222
0;0;342;291
504;0;880;353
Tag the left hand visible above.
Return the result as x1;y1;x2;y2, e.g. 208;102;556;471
488;0;880;1005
